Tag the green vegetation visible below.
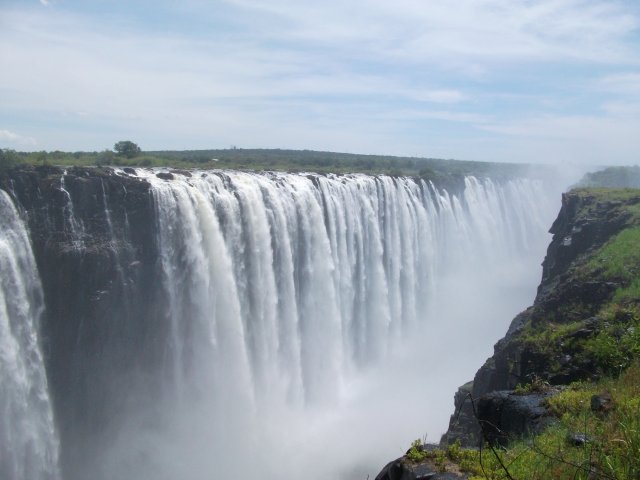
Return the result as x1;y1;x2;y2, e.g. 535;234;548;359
579;306;640;375
401;187;640;479
578;166;640;189
570;188;640;225
113;140;141;159
466;363;640;479
405;440;478;475
407;364;640;479
515;191;640;376
0;146;550;179
584;227;640;282
406;439;429;463
0;148;20;171
514;375;551;395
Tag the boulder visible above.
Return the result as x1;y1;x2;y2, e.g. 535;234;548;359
591;393;614;414
475;390;557;446
375;459;467;480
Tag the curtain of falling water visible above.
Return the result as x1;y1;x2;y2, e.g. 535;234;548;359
142;172;554;411
0;190;59;480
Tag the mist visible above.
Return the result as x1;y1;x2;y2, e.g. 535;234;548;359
0;164;581;480
88;256;554;480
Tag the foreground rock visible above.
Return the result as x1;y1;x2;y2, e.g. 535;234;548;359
376;450;469;480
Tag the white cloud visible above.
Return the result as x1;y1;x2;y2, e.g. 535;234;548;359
219;0;640;66
475;110;640;165
0;129;36;146
39;0;50;6
0;129;20;141
0;1;639;164
410;90;466;104
598;73;640;95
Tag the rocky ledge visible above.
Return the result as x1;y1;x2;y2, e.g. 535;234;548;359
440;188;640;448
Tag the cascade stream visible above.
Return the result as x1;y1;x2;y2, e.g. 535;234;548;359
0;190;59;480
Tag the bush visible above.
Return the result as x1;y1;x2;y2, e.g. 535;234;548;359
0;148;20;170
406;439;428;462
96;149;115;166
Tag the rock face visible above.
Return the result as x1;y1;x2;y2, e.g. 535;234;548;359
0;166;167;478
474;390;558;446
375;459;467;480
375;445;469;480
441;188;640;447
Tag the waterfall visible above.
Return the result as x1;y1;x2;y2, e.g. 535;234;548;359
0;190;59;480
142;172;553;404
115;170;559;479
0;168;562;480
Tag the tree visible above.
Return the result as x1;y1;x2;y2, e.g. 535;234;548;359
0;149;20;171
114;140;141;159
33;150;48;166
96;149;116;166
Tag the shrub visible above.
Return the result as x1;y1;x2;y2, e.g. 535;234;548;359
0;148;20;170
405;439;428;463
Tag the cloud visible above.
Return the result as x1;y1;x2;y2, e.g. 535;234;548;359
597;73;640;95
39;0;50;6
219;0;640;67
474;110;640;165
411;90;466;104
0;129;36;146
0;1;639;164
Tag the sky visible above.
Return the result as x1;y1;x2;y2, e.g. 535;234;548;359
1;0;639;165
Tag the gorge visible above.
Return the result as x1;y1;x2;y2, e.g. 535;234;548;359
0;165;563;480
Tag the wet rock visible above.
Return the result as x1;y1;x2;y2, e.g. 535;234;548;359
156;172;174;180
441;382;480;447
170;169;192;177
475;390;557;446
591;393;614;414
375;459;468;480
1;166;161;478
567;432;593;446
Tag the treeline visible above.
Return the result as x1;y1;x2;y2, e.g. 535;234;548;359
1;145;542;181
578;165;640;189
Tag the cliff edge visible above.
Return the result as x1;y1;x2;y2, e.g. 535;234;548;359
377;188;640;479
441;188;640;447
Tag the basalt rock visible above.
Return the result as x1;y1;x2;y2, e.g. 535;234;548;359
475;390;558;446
375;458;468;480
156;171;174;180
439;382;479;448
591;393;614;414
1;166;166;479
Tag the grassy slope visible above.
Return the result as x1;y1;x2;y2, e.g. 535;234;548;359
405;188;640;479
426;361;640;479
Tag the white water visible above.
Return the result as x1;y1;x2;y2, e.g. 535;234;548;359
0;190;59;480
0;170;563;480
113;170;561;480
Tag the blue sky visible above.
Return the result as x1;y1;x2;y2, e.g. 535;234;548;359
1;0;639;165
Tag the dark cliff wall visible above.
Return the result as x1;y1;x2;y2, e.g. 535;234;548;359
1;166;168;478
441;188;640;447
